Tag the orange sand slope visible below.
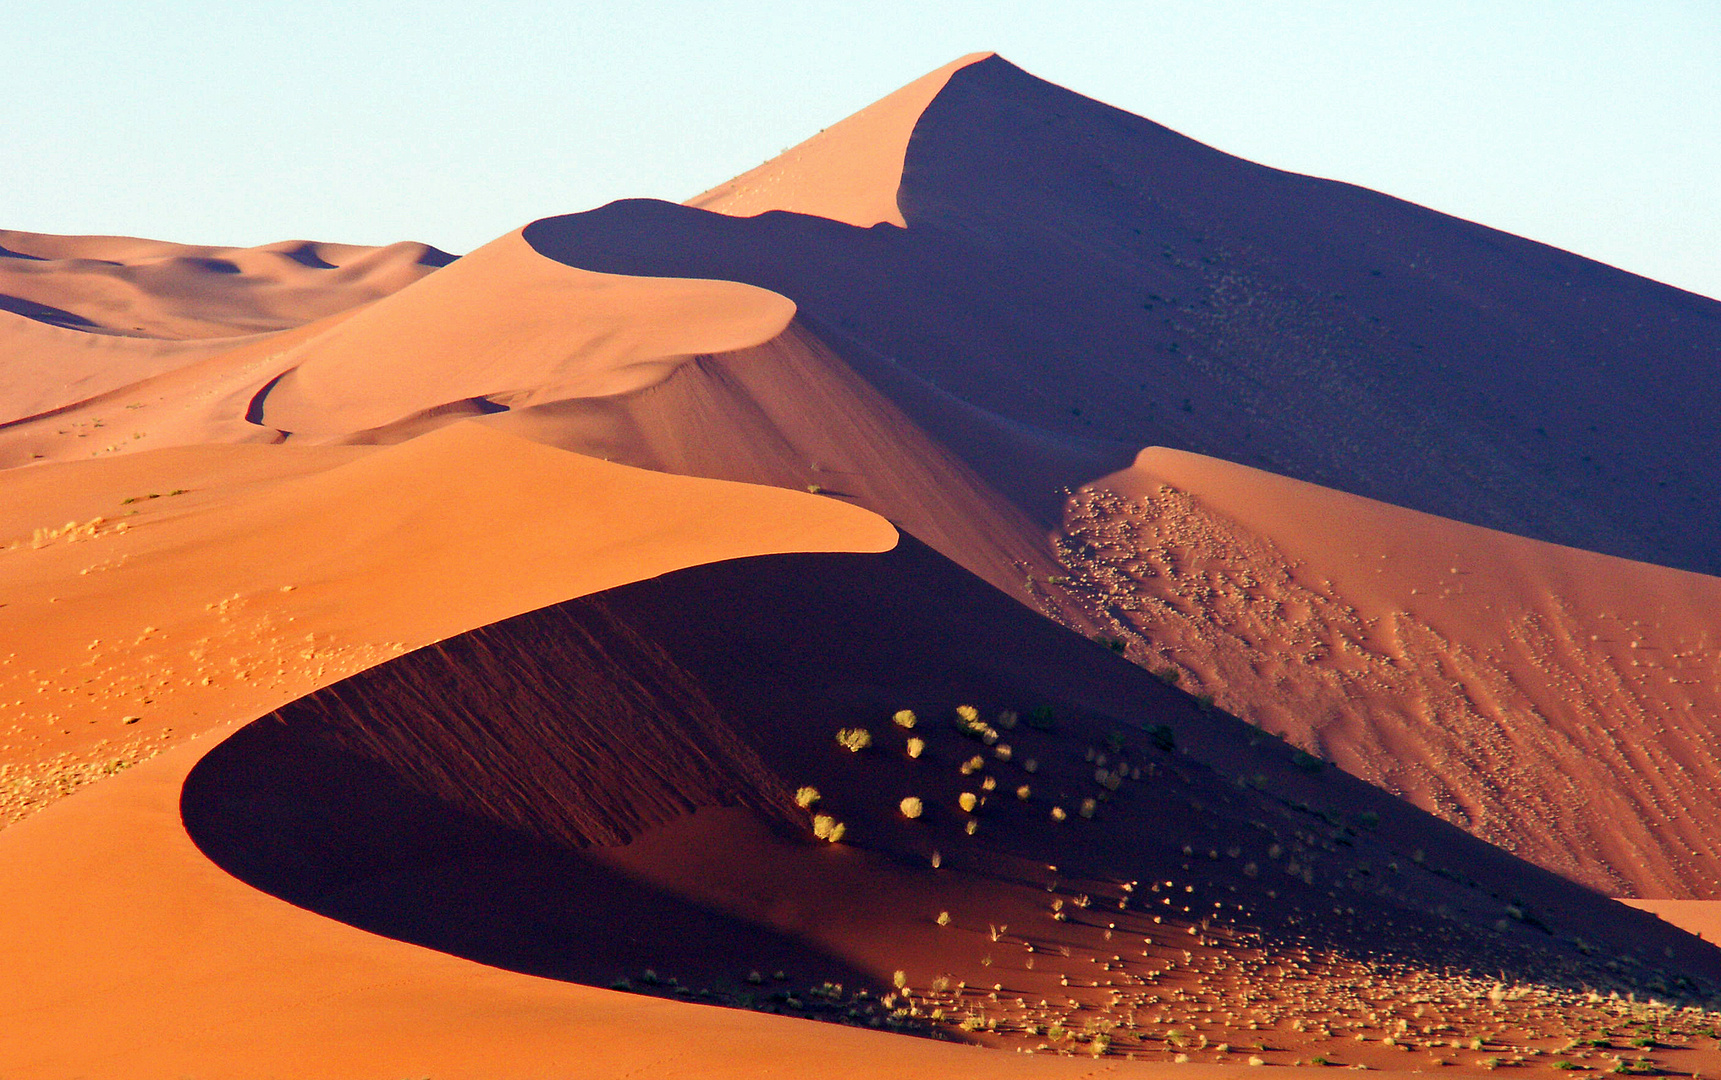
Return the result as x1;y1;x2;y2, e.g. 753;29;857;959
0;423;891;826
0;227;451;426
0;424;923;1078
1057;449;1721;899
687;52;990;227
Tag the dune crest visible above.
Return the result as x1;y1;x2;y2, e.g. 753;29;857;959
687;52;993;227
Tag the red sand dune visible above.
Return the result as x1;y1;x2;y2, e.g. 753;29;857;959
1054;450;1721;899
2;50;1720;1079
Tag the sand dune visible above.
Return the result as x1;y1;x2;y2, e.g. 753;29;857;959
1055;449;1721;898
178;538;1721;1073
2;49;1720;1080
0;228;453;339
0;423;891;828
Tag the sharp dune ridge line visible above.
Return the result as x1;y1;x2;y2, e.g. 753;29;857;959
0;50;1718;1078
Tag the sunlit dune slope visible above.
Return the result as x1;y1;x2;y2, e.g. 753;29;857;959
182;537;1721;1073
0;228;452;428
0;423;892;828
688;52;991;227
0;228;454;339
1050;449;1721;899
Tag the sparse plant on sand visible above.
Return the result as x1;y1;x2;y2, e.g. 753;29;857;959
835;727;872;752
812;814;846;842
794;785;821;808
893;709;918;729
958;792;979;813
900;796;924;819
907;736;926;759
952;706;1000;744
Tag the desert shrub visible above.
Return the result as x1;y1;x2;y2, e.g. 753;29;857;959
893;709;918;729
794;786;821;808
906;737;926;759
835;727;873;752
1148;724;1176;752
1292;750;1326;774
1025;706;1056;732
952;706;999;744
958;792;978;813
900;796;924;819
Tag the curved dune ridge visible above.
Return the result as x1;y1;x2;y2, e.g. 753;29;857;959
1;49;1720;1079
181;539;1721;1073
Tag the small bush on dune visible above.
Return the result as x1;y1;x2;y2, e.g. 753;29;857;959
794;786;821;808
900;796;924;819
893;709;918;729
835;727;873;752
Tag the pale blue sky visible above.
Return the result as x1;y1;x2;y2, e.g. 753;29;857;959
10;1;1718;299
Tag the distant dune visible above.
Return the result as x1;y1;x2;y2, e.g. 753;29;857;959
2;51;1720;1079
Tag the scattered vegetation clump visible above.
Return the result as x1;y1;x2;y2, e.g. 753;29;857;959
794;785;821;808
906;736;926;759
1148;723;1176;752
899;796;924;819
893;709;918;729
811;814;846;842
835;727;873;752
951;706;1000;743
1025;706;1057;732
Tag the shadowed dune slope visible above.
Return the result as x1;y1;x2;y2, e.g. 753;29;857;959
667;55;1721;575
185;537;1721;1071
1051;449;1721;899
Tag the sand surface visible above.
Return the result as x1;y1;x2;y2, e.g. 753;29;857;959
3;50;1721;1080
